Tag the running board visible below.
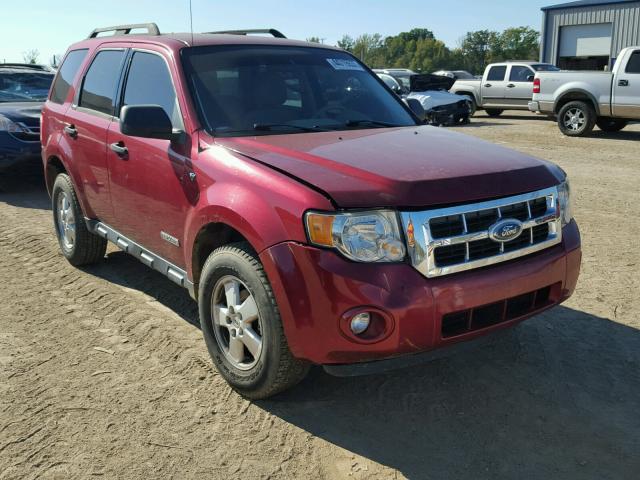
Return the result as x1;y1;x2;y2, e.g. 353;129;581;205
86;219;196;299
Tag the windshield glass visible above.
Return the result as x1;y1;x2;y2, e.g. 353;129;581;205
532;64;561;72
181;45;416;136
0;72;53;102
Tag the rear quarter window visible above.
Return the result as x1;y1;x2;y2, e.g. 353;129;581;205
487;66;507;81
50;49;88;104
625;51;640;74
79;50;126;116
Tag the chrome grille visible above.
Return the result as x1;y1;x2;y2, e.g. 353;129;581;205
400;187;562;278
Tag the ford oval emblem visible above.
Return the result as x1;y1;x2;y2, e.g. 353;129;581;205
488;219;523;243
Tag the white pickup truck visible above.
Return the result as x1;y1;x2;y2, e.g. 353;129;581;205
529;46;640;136
450;61;560;116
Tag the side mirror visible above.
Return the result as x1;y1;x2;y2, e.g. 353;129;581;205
405;98;427;123
120;105;183;142
527;75;535;82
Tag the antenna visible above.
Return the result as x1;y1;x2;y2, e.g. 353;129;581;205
189;0;194;44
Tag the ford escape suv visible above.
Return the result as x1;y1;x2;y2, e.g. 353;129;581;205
42;24;581;399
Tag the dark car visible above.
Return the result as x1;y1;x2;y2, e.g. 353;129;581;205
42;24;580;399
0;64;54;169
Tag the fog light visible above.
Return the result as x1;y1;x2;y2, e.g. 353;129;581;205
350;312;370;335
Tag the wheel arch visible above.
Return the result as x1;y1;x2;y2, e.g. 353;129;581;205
554;89;600;116
45;155;67;196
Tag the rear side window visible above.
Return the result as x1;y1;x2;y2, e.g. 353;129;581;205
50;49;88;104
509;66;534;82
122;51;182;127
626;51;640;73
79;50;126;116
487;66;507;81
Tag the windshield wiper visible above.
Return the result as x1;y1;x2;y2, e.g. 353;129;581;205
343;119;400;128
252;123;327;132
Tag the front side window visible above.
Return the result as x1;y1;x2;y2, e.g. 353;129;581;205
509;66;534;82
487;66;507;82
181;45;416;136
79;50;126;116
50;49;88;104
0;70;53;103
122;51;183;128
626;51;640;74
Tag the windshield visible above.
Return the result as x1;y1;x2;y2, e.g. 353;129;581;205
181;45;416;136
532;64;561;72
0;72;53;102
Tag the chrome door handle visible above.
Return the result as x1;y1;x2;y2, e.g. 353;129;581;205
110;142;128;157
64;124;78;138
485;83;492;88
507;83;516;88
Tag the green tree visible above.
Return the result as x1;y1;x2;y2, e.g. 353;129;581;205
494;27;540;61
458;30;499;74
22;49;40;64
337;35;355;51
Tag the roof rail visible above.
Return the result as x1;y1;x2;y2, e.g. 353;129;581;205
88;23;160;39
206;29;286;39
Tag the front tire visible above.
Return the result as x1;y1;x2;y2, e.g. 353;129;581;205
557;101;596;137
596;117;627;133
52;173;107;266
485;108;504;117
198;242;309;399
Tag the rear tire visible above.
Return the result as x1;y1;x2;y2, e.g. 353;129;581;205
198;242;309;399
485;108;504;117
596;117;627;133
52;173;107;266
557;101;596;137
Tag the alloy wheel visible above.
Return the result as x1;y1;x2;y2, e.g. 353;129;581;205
563;108;586;132
56;192;76;250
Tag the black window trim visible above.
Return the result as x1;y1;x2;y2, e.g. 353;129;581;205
117;47;185;130
73;47;128;120
624;50;640;74
48;48;89;105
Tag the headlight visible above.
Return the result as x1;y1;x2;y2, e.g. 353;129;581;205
305;210;406;262
0;114;28;133
557;180;573;226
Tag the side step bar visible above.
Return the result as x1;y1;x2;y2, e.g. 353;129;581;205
86;219;196;299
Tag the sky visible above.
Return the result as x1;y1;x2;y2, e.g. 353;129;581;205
0;0;553;64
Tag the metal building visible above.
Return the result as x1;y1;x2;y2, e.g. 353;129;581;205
540;0;640;70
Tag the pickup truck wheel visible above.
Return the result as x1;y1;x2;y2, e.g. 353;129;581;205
558;101;596;137
52;174;107;266
596;118;628;133
485;109;503;117
199;242;309;399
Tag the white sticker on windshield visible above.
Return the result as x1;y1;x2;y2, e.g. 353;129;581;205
326;58;364;71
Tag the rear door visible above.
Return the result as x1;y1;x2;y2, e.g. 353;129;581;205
106;47;195;267
613;49;640;119
481;65;508;107
63;47;128;224
505;65;535;107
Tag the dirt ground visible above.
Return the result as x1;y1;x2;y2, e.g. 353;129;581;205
1;112;639;480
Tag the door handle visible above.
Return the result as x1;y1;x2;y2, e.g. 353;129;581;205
64;124;78;138
507;83;516;88
110;142;128;157
485;83;492;88
618;79;629;87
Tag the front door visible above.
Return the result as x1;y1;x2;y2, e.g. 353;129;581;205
505;65;535;108
613;49;640;119
106;48;196;268
482;65;508;108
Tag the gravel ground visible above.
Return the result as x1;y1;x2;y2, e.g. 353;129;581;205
1;112;639;480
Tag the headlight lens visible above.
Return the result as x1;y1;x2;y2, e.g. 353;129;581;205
306;210;406;262
0;114;28;133
557;180;573;226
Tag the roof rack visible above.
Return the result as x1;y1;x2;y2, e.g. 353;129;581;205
88;23;160;39
206;29;286;39
0;63;51;71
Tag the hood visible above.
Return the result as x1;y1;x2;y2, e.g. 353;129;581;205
0;102;43;128
410;74;455;92
407;91;466;110
215;126;563;208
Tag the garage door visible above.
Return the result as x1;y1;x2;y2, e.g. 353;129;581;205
559;23;612;57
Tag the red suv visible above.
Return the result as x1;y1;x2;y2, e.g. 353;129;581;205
41;24;581;399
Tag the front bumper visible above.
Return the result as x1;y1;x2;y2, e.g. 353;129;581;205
259;221;581;366
0;132;41;169
427;102;470;126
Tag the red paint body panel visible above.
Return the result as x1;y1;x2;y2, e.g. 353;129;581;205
260;222;580;364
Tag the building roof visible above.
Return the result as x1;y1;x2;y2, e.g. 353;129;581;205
542;0;638;11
